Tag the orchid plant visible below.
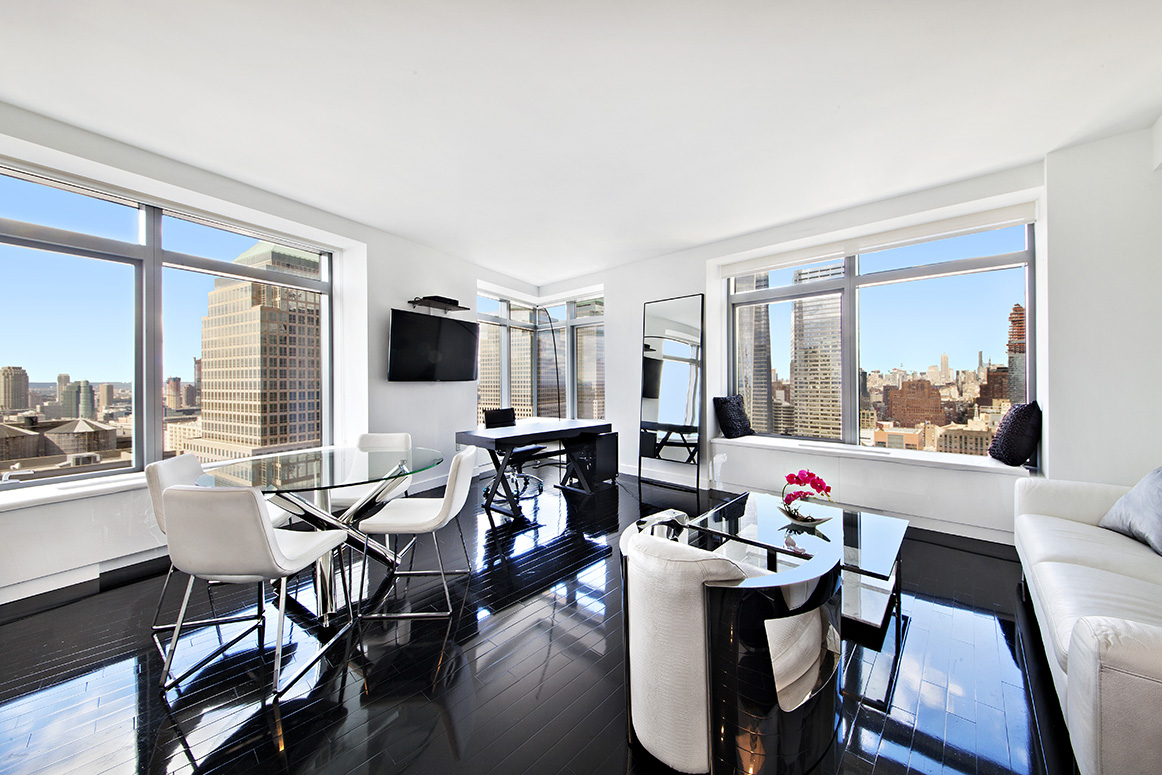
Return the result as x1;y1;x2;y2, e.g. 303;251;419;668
780;469;832;519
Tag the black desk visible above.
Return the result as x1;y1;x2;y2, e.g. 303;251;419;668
456;419;612;518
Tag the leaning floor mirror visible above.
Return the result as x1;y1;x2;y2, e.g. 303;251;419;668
639;293;704;492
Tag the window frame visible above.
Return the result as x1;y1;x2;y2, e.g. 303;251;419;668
0;165;333;489
727;220;1035;452
477;292;604;420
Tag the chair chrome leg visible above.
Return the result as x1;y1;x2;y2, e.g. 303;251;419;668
151;564;177;633
256;582;266;652
363;531;462;621
273;576;288;694
151;566;260;662
160;576;196;689
271;549;355;699
432;534;452;616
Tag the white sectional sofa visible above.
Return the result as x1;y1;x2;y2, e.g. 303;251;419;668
1014;477;1162;775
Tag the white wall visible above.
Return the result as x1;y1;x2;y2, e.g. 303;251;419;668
1043;129;1162;485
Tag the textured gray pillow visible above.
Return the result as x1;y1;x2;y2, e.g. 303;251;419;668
1099;467;1162;555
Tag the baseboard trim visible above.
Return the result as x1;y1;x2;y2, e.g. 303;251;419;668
0;555;169;626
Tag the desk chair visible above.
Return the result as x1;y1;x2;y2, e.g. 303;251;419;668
482;408;547;501
358;446;476;621
329;433;414;516
160;485;351;697
145;454;292;660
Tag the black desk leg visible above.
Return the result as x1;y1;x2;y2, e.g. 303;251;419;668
485;447;522;518
559;447;593;495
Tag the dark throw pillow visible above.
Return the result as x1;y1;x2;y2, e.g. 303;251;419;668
988;401;1041;466
1099;467;1162;555
713;395;755;439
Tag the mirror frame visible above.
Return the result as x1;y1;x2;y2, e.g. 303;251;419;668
638;293;705;491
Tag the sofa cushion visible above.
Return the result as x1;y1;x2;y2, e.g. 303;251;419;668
1015;513;1162;586
1025;561;1162;674
1099;466;1162;555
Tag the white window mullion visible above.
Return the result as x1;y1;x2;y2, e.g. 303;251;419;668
141;205;164;465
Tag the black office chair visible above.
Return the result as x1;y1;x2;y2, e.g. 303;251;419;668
483;408;546;501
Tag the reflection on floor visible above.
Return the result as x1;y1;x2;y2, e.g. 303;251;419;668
0;473;1036;774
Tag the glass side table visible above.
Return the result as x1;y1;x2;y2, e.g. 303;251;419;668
687;491;909;711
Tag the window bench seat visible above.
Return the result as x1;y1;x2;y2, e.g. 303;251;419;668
708;435;1030;544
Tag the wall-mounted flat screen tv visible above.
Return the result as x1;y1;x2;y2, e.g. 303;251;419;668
388;308;479;382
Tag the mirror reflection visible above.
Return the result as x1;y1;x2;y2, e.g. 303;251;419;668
640;294;704;466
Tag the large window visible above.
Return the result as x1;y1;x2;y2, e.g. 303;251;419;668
0;167;331;486
477;292;604;423
730;217;1033;458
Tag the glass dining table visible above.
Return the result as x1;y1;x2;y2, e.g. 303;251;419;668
198;446;444;617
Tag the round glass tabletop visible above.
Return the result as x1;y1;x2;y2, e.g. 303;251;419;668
197;446;444;494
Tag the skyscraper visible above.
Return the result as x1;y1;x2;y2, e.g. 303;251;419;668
164;377;182;411
0;366;30;411
57;373;70;403
182;244;322;461
97;383;114;412
1007;303;1026;405
510;327;534;419
790;266;842;439
192;357;202;406
61;380;96;420
477;321;502;424
940;353;950;383
734;273;772;433
575;326;605;420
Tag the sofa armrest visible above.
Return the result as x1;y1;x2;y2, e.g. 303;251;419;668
1014;478;1128;526
1067;617;1162;775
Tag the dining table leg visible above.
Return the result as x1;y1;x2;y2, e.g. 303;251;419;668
268;491;400;616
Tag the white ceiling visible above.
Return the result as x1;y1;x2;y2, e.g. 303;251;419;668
2;1;1161;286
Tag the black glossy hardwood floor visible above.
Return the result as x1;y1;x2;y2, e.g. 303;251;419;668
0;472;1039;775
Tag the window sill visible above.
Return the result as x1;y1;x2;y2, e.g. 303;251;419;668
0;471;148;514
710;435;1033;477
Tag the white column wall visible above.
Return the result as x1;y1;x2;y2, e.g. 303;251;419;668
1042;129;1162;485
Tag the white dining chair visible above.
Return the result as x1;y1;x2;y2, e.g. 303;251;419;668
145;454;293;658
328;433;414;515
159;485;350;697
357;445;476;620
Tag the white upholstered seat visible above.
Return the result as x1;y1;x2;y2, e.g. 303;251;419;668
357;445;476;620
144;454;293;651
159;485;348;696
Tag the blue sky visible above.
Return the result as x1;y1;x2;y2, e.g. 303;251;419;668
0;174;262;384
